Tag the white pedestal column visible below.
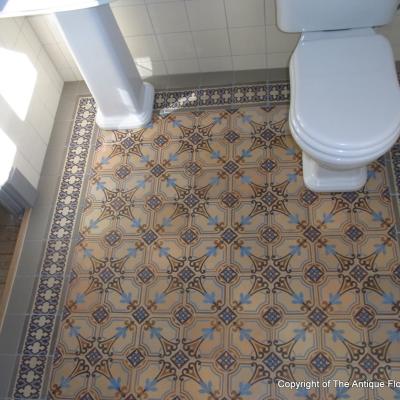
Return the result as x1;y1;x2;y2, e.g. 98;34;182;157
55;4;154;130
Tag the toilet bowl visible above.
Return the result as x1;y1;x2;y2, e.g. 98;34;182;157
276;0;400;192
289;28;400;192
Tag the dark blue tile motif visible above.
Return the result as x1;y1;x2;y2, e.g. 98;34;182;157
219;266;238;283
311;352;331;374
350;265;368;282
217;351;237;371
174;306;192;325
132;306;150;324
219;307;237;325
142;230;158;245
262;265;280;282
91;306;109;324
305;265;324;283
359;354;379;374
127;349;145;367
178;267;195;283
354;307;374;327
263;308;281;326
137;266;154;283
221;228;238;244
263;353;283;371
171;350;189;369
180;228;198;244
345;225;363;242
308;308;328;326
86;348;102;366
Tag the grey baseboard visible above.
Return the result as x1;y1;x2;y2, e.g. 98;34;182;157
0;169;37;215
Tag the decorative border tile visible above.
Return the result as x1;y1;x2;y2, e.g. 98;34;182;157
13;97;97;399
390;143;400;196
12;83;288;399
389;143;400;235
153;82;290;111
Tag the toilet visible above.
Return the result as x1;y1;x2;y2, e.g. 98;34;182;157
276;0;400;192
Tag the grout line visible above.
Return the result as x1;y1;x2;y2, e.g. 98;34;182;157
183;0;202;77
222;0;234;81
264;0;270;72
144;1;170;81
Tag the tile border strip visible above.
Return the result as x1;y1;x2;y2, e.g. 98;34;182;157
12;83;284;399
389;143;400;236
13;97;97;399
153;81;290;111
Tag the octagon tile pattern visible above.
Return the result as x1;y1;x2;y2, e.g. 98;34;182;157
11;84;400;400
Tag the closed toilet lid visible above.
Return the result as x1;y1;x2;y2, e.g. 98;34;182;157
290;29;400;154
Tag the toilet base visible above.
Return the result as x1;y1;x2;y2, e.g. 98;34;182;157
302;152;367;192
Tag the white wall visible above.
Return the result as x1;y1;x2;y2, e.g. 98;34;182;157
28;0;400;82
0;17;63;189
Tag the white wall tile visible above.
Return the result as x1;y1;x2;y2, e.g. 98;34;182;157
46;15;68;43
58;67;78;82
112;0;145;6
145;0;178;3
199;56;233;72
0;17;63;189
26;0;400;79
266;52;291;68
0;18;21;49
135;59;167;77
14;153;40;188
43;44;71;69
158;32;196;59
225;0;265;28
26;100;54;144
58;42;77;67
229;26;266;55
28;15;65;45
14;32;40;64
111;5;154;36
28;16;55;45
265;0;276;25
21;20;42;58
147;2;189;33
186;0;226;31
233;54;266;69
266;25;299;53
125;35;163;60
192;29;230;58
71;65;84;81
38;47;65;90
2;117;47;181
165;58;199;74
391;45;400;60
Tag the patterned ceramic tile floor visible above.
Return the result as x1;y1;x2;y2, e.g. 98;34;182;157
11;84;400;400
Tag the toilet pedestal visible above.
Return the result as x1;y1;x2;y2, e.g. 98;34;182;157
302;152;367;192
55;4;154;130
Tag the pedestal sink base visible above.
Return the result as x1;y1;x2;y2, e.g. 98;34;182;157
96;82;155;130
55;4;155;131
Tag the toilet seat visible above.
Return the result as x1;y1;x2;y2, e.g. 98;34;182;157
290;28;400;167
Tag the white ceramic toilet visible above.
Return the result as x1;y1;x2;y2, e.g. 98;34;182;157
276;0;400;192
